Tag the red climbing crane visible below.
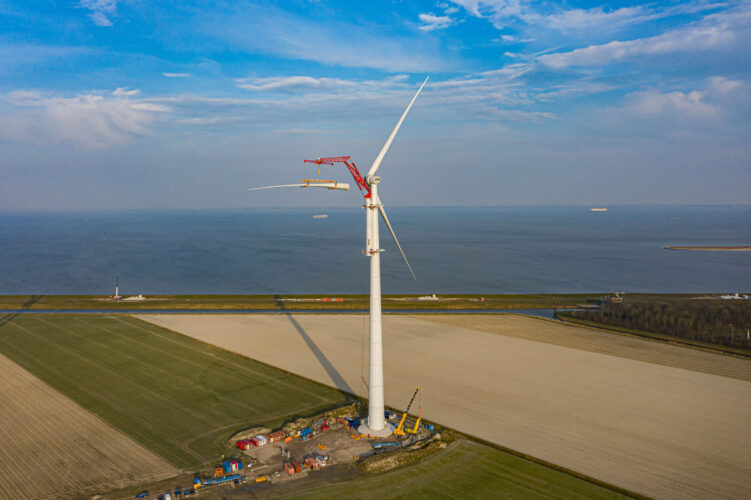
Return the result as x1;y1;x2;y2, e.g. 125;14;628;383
305;156;371;198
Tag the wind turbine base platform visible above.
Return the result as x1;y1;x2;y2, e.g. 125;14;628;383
357;420;396;438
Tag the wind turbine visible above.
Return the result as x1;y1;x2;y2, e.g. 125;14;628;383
249;76;428;436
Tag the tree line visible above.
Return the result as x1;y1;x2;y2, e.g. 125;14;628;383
570;300;751;350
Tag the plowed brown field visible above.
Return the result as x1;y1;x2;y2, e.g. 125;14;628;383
0;353;176;499
138;313;751;500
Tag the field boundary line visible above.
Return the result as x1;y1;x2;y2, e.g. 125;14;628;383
73;316;323;423
555;314;751;360
117;315;336;407
128;315;362;403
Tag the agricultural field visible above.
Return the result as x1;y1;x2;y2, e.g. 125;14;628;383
279;439;629;500
141;313;751;500
0;351;176;499
0;314;347;469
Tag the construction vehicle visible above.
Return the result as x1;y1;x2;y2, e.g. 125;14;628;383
394;386;421;436
320;417;329;431
407;409;422;434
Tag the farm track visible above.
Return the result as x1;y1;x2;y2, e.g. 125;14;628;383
0;352;176;499
422;315;751;382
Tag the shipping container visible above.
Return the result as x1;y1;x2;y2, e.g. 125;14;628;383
284;463;295;476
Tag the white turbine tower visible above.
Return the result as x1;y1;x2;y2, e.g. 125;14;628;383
249;76;428;436
357;78;426;436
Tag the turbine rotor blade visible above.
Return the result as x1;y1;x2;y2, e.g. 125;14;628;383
377;204;416;281
367;76;429;179
249;182;350;191
248;184;307;191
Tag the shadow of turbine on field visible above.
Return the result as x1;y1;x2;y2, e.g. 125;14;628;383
0;295;44;329
274;295;356;397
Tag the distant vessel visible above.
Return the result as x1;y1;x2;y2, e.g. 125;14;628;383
590;208;608;212
312;214;328;219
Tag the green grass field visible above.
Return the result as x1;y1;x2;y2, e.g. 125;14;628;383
279;440;632;500
0;314;347;468
0;293;709;311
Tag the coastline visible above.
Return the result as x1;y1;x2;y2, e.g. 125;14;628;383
665;246;751;251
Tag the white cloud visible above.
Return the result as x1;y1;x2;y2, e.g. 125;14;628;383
709;76;742;93
418;13;456;31
78;0;118;27
448;0;728;31
235;75;408;93
624;89;717;118
609;77;747;127
199;4;451;72
544;6;648;30
0;89;168;149
162;72;191;78
538;25;733;69
112;87;140;96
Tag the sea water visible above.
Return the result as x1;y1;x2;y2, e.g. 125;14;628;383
0;206;748;295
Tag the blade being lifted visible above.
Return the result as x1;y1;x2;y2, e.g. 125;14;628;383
249;182;350;191
377;204;416;281
367;76;429;179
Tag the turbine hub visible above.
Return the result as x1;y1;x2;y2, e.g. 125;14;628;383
366;175;381;185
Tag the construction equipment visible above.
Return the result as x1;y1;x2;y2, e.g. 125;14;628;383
394;386;421;436
304;158;334;175
406;408;422;434
320;417;329;431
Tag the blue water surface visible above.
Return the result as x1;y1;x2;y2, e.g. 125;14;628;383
0;206;748;294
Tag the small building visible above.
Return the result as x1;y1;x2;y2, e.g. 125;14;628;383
268;431;286;443
254;434;268;446
236;439;251;450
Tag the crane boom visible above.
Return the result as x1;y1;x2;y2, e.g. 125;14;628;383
394;386;420;436
310;156;371;198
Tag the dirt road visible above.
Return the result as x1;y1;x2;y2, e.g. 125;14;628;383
137;313;751;499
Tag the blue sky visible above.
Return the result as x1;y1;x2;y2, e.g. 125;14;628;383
1;0;749;210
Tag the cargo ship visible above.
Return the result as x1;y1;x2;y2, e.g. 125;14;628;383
590;208;608;212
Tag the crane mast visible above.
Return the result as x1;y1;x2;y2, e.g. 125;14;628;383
394;386;421;436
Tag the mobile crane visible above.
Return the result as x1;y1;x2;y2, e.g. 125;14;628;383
394;386;421;436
